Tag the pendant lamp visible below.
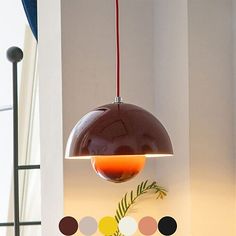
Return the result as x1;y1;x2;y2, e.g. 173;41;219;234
65;0;173;183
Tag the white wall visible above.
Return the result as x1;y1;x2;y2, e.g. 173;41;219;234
38;0;64;235
153;0;191;235
189;0;235;235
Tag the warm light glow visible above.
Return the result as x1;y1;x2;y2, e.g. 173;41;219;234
145;154;173;158
65;154;172;183
91;155;146;183
65;154;173;160
65;156;93;160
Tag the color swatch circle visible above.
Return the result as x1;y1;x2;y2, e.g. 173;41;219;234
98;216;118;235
118;216;137;235
158;216;177;235
79;216;97;235
138;216;157;235
59;216;78;235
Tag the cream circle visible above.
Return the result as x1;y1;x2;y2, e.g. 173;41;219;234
118;216;137;235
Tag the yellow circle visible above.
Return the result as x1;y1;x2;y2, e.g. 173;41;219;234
98;216;118;235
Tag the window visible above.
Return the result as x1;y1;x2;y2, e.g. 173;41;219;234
0;1;41;235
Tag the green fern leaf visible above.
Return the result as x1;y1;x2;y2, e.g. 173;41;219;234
116;210;121;221
124;193;128;208
121;198;126;214
140;181;144;192
143;180;148;189
130;190;134;202
118;202;123;217
137;184;140;196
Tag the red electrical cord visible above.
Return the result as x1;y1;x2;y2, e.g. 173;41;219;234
115;0;120;98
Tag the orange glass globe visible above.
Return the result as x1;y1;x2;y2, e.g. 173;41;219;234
91;155;146;183
65;103;173;183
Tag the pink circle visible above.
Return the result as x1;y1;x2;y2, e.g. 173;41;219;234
138;216;157;235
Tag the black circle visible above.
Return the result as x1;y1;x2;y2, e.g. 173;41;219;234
158;216;177;235
7;47;23;63
59;216;78;235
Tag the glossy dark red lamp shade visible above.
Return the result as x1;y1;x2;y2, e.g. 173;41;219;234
65;103;173;158
65;1;173;183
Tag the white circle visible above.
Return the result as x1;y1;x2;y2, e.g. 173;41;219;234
118;216;137;236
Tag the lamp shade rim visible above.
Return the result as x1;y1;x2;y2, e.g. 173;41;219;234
65;153;174;160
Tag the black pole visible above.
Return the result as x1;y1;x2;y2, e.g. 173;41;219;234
13;61;20;236
7;47;23;236
0;47;41;232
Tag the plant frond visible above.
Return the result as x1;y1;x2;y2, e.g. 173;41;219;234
113;180;167;236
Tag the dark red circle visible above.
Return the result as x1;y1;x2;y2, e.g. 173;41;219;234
59;216;78;235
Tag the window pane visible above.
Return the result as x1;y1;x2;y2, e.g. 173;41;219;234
0;0;27;107
0;226;14;236
20;226;41;236
0;111;13;223
19;170;41;222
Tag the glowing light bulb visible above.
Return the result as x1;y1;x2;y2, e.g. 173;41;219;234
91;155;146;183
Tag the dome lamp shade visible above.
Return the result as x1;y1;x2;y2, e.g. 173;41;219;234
65;103;173;183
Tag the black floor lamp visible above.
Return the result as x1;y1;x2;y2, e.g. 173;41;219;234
0;47;41;236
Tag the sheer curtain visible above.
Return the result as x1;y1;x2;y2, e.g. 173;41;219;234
18;26;41;236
